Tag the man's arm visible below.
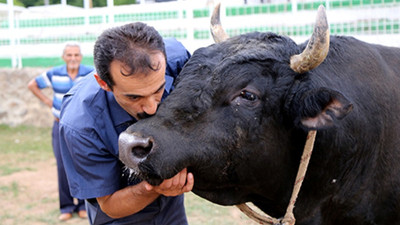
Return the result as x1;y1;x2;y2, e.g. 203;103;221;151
97;168;194;218
27;78;52;108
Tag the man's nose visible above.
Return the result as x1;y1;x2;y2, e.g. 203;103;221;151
142;97;158;115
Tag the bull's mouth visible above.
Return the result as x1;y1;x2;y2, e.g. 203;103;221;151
141;173;164;186
130;166;235;191
130;164;164;186
126;165;247;205
130;161;186;186
123;164;163;186
124;167;164;186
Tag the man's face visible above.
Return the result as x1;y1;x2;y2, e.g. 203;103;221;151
62;46;82;71
98;52;166;120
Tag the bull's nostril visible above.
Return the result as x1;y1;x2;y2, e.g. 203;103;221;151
119;131;153;167
131;142;153;159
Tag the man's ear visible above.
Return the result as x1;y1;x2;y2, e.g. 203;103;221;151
94;73;112;92
293;88;353;130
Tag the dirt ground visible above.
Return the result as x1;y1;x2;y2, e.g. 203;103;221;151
0;158;88;225
0;157;259;225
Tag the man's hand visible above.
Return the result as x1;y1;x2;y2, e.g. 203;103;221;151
27;79;53;108
144;168;194;196
97;168;193;218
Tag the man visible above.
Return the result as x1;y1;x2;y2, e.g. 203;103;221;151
27;41;93;221
59;22;194;224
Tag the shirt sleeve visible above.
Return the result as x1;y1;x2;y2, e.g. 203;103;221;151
35;70;52;89
164;37;191;80
59;122;121;199
163;38;191;95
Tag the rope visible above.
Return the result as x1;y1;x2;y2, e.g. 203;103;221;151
236;130;317;225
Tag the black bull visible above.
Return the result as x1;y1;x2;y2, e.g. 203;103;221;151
119;6;400;225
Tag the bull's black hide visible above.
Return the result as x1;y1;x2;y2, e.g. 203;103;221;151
118;8;400;225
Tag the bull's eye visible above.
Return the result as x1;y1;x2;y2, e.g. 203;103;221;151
230;87;261;108
240;90;258;101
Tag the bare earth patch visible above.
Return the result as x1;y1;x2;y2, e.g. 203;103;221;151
0;157;258;225
0;158;88;225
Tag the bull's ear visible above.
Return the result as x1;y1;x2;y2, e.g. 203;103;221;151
296;88;353;129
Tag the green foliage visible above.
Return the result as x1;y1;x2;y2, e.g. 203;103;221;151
18;0;40;7
114;0;137;6
68;0;84;7
0;0;25;6
91;0;106;7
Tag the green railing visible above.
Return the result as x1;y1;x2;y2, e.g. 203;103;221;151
1;0;399;67
0;11;184;29
226;0;400;16
195;18;400;39
115;10;182;22
0;56;94;68
0;29;187;46
1;0;399;29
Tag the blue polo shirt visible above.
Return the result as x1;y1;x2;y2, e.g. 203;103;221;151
59;38;191;224
35;64;94;118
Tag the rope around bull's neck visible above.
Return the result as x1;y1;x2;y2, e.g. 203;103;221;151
236;130;317;225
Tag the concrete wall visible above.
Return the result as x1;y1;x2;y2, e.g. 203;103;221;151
0;68;54;127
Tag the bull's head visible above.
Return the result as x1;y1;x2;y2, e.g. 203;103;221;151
119;4;352;216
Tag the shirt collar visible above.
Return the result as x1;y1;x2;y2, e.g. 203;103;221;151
106;91;136;129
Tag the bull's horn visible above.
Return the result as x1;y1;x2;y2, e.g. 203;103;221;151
290;5;330;74
210;3;229;43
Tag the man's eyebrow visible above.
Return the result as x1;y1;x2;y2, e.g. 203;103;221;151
124;81;166;98
155;81;166;93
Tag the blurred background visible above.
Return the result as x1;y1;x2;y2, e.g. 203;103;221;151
1;0;399;68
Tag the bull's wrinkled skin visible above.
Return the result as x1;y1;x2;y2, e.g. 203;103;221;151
119;14;400;225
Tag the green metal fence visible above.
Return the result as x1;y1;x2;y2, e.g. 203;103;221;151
0;0;399;68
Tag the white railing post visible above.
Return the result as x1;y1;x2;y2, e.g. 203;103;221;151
292;0;298;14
107;0;115;24
15;17;21;69
7;0;18;68
84;0;90;26
185;0;194;46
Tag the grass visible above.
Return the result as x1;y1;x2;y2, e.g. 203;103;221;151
0;181;19;198
0;124;53;175
185;193;254;225
0;124;257;225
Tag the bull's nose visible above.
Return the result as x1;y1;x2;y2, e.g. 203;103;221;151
118;131;153;170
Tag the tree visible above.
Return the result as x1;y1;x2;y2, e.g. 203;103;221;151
90;0;137;7
0;0;25;7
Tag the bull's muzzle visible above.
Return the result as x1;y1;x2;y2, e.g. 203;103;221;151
118;131;153;171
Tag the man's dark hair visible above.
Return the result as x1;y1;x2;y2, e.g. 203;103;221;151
94;22;166;89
